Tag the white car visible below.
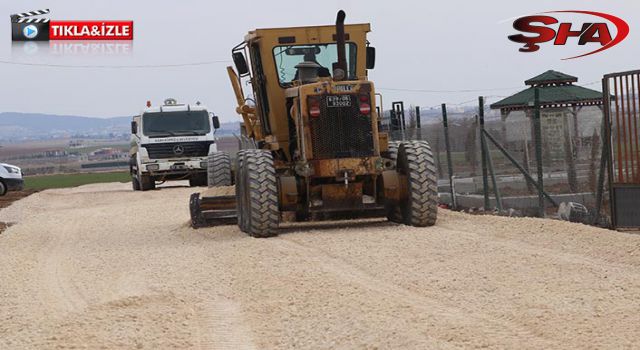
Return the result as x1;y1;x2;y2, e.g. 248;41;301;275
0;163;24;196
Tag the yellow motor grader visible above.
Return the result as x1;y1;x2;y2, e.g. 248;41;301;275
190;10;438;237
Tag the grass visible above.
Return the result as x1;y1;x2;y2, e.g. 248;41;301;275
24;171;130;190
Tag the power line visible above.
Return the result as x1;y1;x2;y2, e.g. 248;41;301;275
377;86;523;93
0;59;231;68
377;80;602;94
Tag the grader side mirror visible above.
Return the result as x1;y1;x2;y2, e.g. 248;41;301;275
131;121;137;134
211;115;221;129
233;52;249;75
366;46;376;69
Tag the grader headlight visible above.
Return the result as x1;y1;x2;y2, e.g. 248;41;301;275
308;96;321;118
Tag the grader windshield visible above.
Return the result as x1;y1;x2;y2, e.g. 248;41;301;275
272;43;358;85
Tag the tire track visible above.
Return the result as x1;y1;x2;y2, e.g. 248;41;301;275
194;299;258;350
38;223;88;314
276;237;562;349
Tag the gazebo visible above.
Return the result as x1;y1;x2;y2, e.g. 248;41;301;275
489;70;604;192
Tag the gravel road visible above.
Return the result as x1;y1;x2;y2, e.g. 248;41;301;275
1;182;639;349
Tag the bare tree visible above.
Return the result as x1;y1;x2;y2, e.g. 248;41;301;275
434;132;444;179
464;118;478;176
408;104;417;129
523;140;534;194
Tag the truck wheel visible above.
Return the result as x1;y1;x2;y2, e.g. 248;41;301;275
238;150;279;237
396;141;438;227
131;177;141;191
385;141;403;223
235;151;248;232
140;175;156;191
0;181;6;196
207;152;232;187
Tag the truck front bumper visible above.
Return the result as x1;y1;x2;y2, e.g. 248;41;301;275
141;159;207;177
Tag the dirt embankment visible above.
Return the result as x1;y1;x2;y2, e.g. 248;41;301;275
0;190;36;234
0;182;639;349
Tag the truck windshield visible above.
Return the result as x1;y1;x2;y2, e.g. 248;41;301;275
142;111;210;138
273;43;357;86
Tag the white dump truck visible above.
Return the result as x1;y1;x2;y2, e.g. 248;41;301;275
129;98;221;191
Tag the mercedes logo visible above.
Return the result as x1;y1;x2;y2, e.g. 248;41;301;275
173;145;185;155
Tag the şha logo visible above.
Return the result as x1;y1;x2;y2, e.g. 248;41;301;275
508;10;629;60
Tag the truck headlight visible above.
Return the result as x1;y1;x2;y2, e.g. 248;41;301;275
3;165;20;174
146;164;160;171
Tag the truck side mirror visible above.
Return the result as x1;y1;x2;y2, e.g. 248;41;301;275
366;46;376;69
131;121;137;134
212;116;221;129
233;52;249;75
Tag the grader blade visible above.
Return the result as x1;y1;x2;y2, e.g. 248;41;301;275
189;192;237;228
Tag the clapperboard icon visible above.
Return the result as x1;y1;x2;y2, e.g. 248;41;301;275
10;9;50;41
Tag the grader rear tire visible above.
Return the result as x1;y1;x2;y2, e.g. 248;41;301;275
238;150;279;238
386;141;401;162
396;141;438;227
207;152;232;187
385;141;403;223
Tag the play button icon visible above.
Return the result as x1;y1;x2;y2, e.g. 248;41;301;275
23;25;38;39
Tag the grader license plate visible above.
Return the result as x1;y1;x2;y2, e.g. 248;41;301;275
326;95;351;108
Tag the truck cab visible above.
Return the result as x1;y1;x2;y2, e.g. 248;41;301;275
129;98;220;191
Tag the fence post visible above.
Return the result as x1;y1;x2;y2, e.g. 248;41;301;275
596;79;613;227
533;87;545;217
484;134;503;211
416;106;422;140
483;130;558;206
390;109;397;132
479;97;490;209
595;113;609;225
442;103;456;209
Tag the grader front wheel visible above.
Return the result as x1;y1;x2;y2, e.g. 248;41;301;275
396;141;438;227
237;150;279;237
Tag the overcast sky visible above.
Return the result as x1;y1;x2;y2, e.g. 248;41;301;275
0;0;639;121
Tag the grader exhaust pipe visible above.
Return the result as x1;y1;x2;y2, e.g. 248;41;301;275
334;10;347;81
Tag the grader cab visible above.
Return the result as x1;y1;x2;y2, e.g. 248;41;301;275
190;10;438;237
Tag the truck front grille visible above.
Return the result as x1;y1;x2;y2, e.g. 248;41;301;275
143;141;212;159
309;95;374;159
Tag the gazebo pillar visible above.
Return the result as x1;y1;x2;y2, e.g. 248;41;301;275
570;106;582;153
500;110;509;144
563;108;578;192
526;109;536;157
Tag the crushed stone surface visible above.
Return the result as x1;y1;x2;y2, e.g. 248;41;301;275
1;182;639;349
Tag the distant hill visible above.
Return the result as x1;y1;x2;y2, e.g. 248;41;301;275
0;112;240;141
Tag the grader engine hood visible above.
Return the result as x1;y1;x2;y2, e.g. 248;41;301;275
285;79;383;184
294;81;377;160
